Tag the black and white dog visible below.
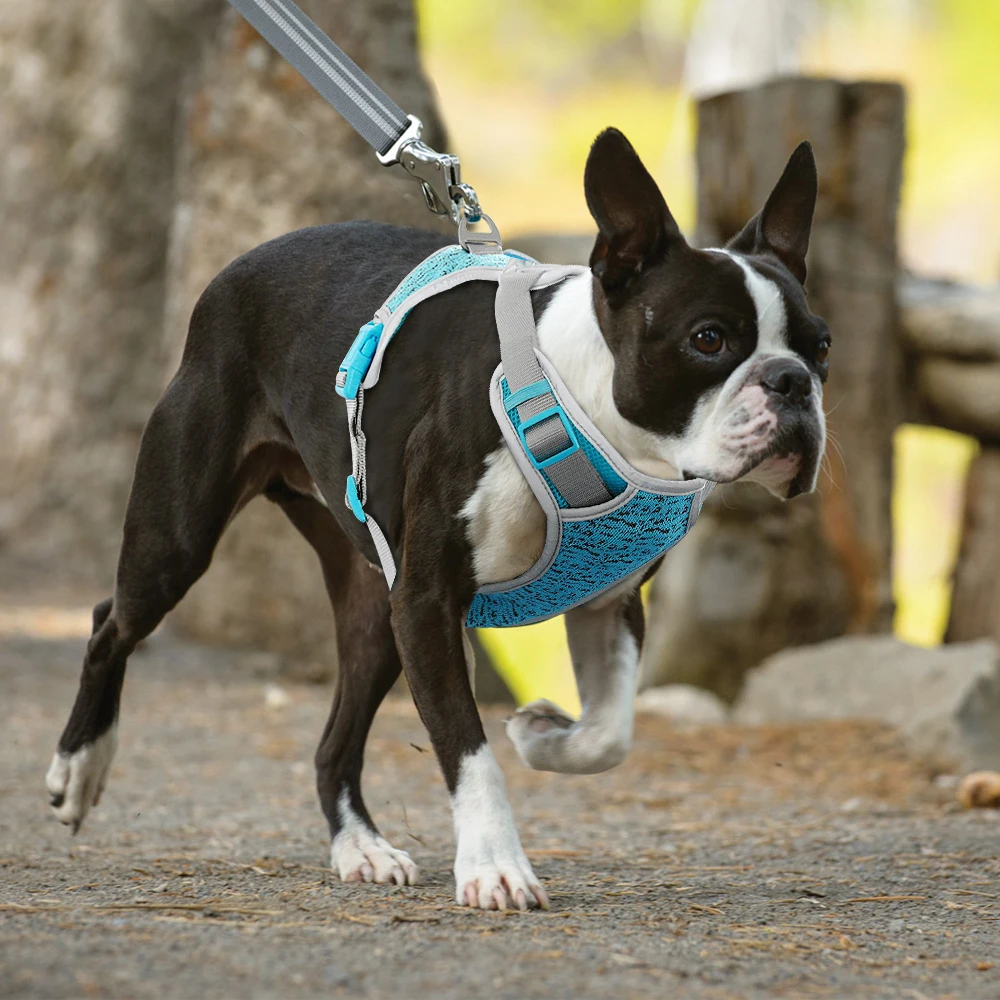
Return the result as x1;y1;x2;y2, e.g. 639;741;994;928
47;130;828;912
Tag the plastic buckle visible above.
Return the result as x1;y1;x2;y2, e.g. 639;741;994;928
345;474;366;522
517;405;580;470
458;212;502;255
337;320;383;399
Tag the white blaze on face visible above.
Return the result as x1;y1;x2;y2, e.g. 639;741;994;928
732;254;791;356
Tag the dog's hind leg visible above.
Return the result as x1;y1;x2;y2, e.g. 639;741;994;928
270;490;418;886
47;370;249;832
504;589;644;775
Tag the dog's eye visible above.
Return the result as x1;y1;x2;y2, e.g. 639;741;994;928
816;341;830;364
691;328;724;355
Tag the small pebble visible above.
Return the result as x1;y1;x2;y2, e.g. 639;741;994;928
245;42;269;72
264;683;291;709
957;771;1000;809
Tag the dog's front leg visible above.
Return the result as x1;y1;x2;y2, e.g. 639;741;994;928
506;589;643;774
390;577;548;911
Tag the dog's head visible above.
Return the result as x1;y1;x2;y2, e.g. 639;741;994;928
585;128;828;498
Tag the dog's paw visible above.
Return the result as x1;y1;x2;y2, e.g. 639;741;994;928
508;699;576;735
45;727;118;833
505;700;629;774
504;699;576;770
331;828;420;886
454;839;549;912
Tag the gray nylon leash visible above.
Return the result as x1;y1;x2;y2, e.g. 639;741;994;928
227;0;486;227
229;0;409;154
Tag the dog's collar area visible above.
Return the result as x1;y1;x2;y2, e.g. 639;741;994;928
337;243;714;626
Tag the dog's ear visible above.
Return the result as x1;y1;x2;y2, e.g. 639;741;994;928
727;141;817;284
585;128;682;297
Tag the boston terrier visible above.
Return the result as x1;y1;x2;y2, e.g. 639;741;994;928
46;129;828;912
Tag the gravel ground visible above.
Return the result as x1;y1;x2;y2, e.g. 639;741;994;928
2;628;1000;999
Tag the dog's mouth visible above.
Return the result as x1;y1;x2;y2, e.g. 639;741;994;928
682;424;821;498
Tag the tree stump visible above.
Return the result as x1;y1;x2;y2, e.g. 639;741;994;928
643;78;905;700
0;1;452;679
946;447;1000;645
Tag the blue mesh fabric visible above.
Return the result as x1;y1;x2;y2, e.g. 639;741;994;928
466;490;694;628
368;245;698;629
386;245;523;313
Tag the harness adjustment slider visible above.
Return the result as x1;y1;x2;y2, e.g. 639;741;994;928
336;320;383;400
518;405;581;471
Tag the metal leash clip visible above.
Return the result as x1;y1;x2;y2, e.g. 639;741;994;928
377;115;483;225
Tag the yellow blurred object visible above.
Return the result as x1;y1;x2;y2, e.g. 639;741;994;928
477;619;580;715
893;424;977;647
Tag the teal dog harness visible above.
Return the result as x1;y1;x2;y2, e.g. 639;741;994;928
336;243;714;628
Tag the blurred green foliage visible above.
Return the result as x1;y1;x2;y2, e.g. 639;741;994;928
418;0;1000;279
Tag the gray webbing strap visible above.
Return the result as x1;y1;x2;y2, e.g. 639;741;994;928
365;514;397;588
228;0;409;156
494;266;611;508
495;266;546;394
344;390;397;585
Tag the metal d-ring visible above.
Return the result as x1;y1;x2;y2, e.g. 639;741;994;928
458;212;503;255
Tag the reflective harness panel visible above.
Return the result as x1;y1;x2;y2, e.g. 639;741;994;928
335;244;713;628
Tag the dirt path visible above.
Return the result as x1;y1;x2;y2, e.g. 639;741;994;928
2;629;1000;999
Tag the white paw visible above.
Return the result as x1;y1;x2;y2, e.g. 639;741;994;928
507;699;576;739
506;699;630;775
505;699;579;771
454;840;548;911
451;744;549;911
45;726;118;833
330;828;420;885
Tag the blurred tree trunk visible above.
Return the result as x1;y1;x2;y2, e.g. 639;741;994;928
164;3;451;676
642;78;905;702
0;0;223;587
0;0;451;680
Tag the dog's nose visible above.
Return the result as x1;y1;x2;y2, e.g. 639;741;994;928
760;357;812;405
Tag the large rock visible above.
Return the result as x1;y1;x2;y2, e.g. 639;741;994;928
734;635;1000;769
635;684;728;726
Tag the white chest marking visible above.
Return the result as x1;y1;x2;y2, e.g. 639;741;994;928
461;273;681;587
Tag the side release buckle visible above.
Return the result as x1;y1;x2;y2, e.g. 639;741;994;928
336;320;383;400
